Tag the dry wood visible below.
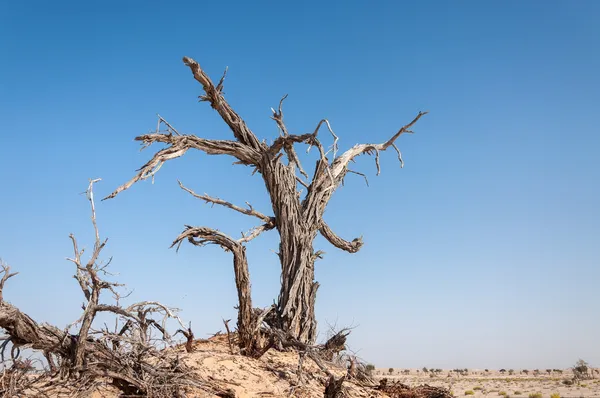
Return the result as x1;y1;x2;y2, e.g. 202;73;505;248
105;55;426;348
0;361;48;397
376;379;453;398
324;374;346;398
174;322;195;353
0;180;237;397
223;319;234;354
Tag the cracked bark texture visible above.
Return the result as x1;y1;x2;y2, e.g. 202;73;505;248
106;56;426;345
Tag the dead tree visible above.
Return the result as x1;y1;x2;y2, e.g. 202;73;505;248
0;180;230;396
105;56;426;346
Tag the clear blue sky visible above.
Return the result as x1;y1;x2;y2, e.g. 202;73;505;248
1;1;598;370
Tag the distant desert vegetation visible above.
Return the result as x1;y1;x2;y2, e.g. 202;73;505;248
371;364;600;397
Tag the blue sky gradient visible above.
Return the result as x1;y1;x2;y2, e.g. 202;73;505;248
1;1;599;369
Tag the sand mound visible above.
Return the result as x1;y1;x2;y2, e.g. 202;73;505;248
15;335;377;397
172;334;381;397
14;335;451;397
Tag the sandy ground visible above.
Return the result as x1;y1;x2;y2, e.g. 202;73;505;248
175;335;380;397
19;336;599;397
28;335;385;397
374;368;600;397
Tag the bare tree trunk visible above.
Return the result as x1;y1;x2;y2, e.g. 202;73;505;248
260;158;321;342
277;230;319;343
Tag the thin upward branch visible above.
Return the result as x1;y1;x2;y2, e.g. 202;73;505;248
0;263;18;302
270;94;289;137
86;178;102;248
270;95;311;178
156;114;182;136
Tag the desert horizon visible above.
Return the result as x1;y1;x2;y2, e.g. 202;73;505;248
375;368;598;375
370;365;600;397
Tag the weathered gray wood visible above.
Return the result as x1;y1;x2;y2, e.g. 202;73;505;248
106;56;426;346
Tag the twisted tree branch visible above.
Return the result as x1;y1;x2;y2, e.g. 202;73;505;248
329;111;427;180
319;222;363;254
183;56;265;152
170;226;262;356
103;132;260;200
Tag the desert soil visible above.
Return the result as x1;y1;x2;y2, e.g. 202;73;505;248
374;368;600;397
